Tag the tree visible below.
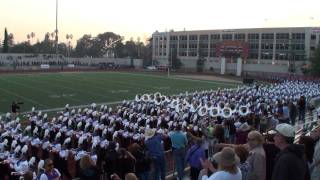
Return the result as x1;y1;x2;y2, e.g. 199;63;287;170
196;49;206;72
170;48;182;70
2;28;9;53
309;46;320;76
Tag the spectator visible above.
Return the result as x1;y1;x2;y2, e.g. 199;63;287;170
288;101;297;125
282;103;290;124
247;130;266;180
116;148;136;180
298;136;316;168
104;141;119;180
110;173;138;180
272;123;309;180
311;126;320;180
79;155;99;180
39;158;61;180
298;96;306;122
128;143;151;180
186;138;206;180
200;147;242;180
213;124;225;144
22;171;34;180
144;128;166;180
169;124;188;180
236;123;250;144
125;173;138;180
234;145;251;180
262;130;280;180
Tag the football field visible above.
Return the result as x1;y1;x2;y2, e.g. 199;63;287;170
0;71;239;114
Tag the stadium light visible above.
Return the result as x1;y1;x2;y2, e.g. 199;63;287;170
55;0;59;68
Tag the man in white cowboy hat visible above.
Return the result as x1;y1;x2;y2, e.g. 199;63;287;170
144;128;166;180
272;123;309;180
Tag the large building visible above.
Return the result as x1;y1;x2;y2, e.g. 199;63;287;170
152;27;320;74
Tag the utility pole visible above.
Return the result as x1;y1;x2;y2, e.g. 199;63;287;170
55;0;60;70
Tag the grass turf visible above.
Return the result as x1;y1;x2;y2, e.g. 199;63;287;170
0;71;238;114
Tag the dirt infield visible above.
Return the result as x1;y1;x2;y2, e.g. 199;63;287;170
173;74;243;84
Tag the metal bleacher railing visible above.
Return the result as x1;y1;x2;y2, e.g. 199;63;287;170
294;108;320;143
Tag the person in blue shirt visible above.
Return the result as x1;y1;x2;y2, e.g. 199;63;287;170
144;128;166;180
169;125;188;180
186;138;206;180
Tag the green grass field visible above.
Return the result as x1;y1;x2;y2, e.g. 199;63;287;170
0;71;238;114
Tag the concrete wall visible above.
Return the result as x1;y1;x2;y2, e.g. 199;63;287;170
157;56;306;74
0;53;143;70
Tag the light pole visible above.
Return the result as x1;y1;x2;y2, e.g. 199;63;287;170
55;0;59;68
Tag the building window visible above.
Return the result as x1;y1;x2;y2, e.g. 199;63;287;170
276;44;289;50
210;44;216;49
179;35;187;41
276;33;289;39
179;51;187;56
200;44;208;48
310;46;315;51
262;33;274;40
291;44;305;50
248;34;259;40
261;43;273;50
210;34;220;40
189;35;198;41
235;33;245;40
180;44;187;48
222;34;232;40
200;35;209;41
292;33;305;40
170;36;178;41
189;51;197;56
311;35;316;40
189;44;198;49
199;51;208;57
209;51;216;57
249;53;258;59
249;43;259;50
261;52;273;59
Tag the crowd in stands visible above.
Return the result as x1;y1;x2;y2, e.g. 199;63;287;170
0;80;320;180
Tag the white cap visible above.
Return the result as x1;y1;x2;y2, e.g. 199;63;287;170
276;123;295;138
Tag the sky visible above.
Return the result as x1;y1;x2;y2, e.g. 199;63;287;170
1;0;320;46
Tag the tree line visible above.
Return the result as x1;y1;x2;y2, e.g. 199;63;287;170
1;28;153;66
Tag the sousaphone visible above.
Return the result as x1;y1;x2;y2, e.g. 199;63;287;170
198;106;208;117
239;105;250;116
